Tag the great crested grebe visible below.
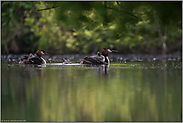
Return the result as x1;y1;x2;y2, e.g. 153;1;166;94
79;48;118;65
19;49;49;65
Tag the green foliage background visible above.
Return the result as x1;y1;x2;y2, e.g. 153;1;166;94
1;1;182;54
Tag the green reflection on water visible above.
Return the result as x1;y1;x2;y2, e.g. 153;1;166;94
1;62;182;122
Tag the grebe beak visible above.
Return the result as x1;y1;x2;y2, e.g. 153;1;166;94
44;52;49;55
111;49;118;52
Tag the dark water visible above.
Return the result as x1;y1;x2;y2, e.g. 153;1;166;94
1;54;182;122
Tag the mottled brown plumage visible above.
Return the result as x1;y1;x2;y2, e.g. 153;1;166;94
79;48;118;65
19;49;49;65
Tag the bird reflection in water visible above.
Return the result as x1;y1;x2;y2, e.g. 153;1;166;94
81;64;109;78
18;64;46;80
36;68;44;80
101;64;109;78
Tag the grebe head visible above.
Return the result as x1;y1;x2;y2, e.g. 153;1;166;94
101;48;118;64
102;48;118;56
36;49;49;56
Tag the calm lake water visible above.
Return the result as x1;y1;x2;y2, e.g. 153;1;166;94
1;54;182;122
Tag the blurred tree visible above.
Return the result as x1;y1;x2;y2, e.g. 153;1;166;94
25;2;118;54
43;1;181;54
24;2;77;54
1;1;39;54
1;1;181;54
145;2;182;54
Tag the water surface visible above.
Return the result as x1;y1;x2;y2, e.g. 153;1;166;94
1;61;182;122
